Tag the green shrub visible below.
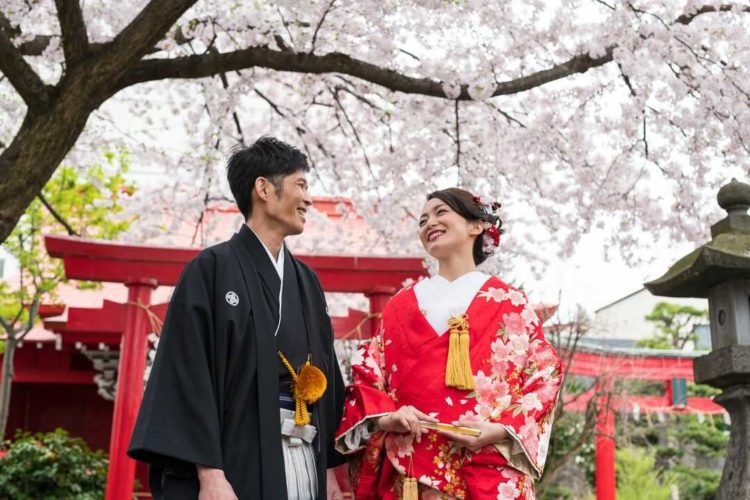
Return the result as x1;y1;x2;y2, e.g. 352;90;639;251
616;447;672;500
0;429;107;500
666;465;721;500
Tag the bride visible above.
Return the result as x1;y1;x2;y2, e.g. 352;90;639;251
335;188;562;499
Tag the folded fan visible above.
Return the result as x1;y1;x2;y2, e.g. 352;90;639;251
418;420;481;437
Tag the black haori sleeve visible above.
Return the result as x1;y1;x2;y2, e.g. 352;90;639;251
128;257;223;470
327;347;348;468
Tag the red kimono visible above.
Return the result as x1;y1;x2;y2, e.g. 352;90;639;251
335;277;562;500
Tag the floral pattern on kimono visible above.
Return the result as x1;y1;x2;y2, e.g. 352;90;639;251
335;277;562;500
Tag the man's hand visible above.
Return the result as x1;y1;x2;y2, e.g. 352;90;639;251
326;468;345;500
376;405;438;443
196;466;237;500
438;416;508;453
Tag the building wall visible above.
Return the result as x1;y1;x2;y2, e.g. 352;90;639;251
6;383;112;449
592;289;708;346
4;372;151;494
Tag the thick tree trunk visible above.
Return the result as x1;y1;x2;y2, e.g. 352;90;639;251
0;336;18;439
0;78;95;243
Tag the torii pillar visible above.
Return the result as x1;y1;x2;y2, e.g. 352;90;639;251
105;279;156;499
365;286;397;336
595;377;616;500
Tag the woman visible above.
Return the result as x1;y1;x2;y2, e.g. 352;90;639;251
335;188;562;499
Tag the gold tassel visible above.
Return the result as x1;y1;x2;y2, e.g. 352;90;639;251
445;314;475;390
402;477;418;500
295;395;310;426
278;352;327;426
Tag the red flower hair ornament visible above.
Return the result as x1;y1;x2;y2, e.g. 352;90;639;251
472;195;503;256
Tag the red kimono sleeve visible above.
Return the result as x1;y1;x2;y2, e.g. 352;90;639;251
335;325;397;454
484;295;563;479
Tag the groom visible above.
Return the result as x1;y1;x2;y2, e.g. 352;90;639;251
129;136;346;499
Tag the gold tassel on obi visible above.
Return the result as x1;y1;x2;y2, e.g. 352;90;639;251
445;314;475;390
402;456;418;500
402;477;418;500
278;352;327;426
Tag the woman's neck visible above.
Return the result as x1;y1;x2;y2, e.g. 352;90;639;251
437;253;477;282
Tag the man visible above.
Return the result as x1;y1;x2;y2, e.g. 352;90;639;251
128;137;346;499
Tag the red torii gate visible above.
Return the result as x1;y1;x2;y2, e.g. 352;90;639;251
39;234;724;500
564;346;723;500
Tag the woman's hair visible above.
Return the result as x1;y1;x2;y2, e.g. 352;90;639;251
426;187;504;265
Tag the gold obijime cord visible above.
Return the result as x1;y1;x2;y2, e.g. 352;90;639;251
445;314;475;390
278;352;327;426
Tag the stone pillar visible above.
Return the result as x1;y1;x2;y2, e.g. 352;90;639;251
645;178;750;500
693;347;750;498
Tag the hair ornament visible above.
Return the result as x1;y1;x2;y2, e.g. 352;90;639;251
473;195;503;256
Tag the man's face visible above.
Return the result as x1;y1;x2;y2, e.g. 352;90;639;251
264;170;312;236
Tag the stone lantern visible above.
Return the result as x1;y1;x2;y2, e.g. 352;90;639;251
645;178;750;499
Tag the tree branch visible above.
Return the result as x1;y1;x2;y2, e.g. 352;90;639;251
18;297;40;341
330;86;374;177
37;192;79;236
116;44;616;99
454;99;461;170
539;396;599;489
97;0;197;76
0;315;10;333
0;12;53;58
55;0;90;66
0;22;54;109
675;4;750;25
310;0;337;54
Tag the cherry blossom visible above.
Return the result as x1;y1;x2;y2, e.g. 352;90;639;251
2;1;748;269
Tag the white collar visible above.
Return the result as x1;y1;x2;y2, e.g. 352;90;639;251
246;225;285;279
413;271;490;336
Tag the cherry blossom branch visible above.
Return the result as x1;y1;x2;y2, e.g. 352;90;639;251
96;0;197;75
330;86;374;177
54;0;89;66
253;87;332;186
485;102;527;128
0;20;53;109
310;0;337;54
454;100;461;170
275;7;297;50
333;78;384;110
674;4;750;25
115;44;617;99
0;12;49;56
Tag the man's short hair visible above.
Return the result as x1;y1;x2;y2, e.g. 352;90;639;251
226;136;310;218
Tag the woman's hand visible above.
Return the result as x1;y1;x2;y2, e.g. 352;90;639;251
439;416;508;453
377;405;438;443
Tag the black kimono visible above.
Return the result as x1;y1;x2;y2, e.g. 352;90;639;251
128;225;346;499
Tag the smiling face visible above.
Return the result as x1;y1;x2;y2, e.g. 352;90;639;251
262;170;312;236
418;197;483;261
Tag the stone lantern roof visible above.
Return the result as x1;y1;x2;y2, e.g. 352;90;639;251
645;178;750;298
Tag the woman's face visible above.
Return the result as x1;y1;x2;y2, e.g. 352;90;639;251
418;197;482;260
